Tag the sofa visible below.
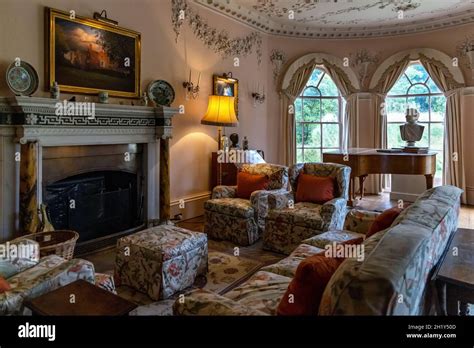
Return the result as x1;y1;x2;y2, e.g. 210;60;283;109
204;163;289;246
174;185;462;315
0;238;96;315
263;162;351;254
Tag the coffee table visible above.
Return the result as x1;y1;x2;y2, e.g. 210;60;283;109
24;279;137;316
435;228;474;315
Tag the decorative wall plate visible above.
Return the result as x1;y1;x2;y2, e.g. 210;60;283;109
6;60;39;96
147;80;175;107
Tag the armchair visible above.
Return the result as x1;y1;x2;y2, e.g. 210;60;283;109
262;162;350;254
204;163;289;246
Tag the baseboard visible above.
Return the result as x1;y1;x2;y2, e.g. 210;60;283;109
170;191;211;220
389;191;420;203
466;186;474;206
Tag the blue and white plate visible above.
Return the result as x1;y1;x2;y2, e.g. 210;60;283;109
6;60;39;96
147;80;175;107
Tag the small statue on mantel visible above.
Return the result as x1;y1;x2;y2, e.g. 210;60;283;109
400;108;424;147
50;81;60;99
142;92;149;106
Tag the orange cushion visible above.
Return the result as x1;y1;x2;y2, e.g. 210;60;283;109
295;173;335;204
277;238;363;316
0;276;11;294
366;207;403;238
236;172;269;199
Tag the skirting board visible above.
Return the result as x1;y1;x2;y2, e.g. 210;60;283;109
170;192;211;220
389;191;420;203
466;186;474;206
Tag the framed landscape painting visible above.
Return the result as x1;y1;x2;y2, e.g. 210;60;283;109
45;8;141;98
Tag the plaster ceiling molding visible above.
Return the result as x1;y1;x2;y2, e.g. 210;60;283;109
270;49;287;83
349;49;381;87
280;53;360;92
194;0;474;39
369;48;465;90
172;0;263;65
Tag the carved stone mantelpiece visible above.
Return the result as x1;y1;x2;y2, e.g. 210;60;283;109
0;96;179;241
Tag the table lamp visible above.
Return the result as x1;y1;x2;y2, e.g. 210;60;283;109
201;95;238;150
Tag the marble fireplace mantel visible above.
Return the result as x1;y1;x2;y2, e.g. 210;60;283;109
0;96;180;242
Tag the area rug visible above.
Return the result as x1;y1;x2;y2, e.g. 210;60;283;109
117;250;264;316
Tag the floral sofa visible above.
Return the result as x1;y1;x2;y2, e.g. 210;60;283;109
204;163;289;246
174;185;462;316
262;162;351;254
0;238;96;315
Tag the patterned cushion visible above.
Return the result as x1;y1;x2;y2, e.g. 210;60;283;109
0;255;95;315
267;202;324;230
289;244;325;259
240;163;289;190
343;209;381;234
225;271;291;315
204;198;254;218
302;230;365;249
95;273;117;294
0;239;40;278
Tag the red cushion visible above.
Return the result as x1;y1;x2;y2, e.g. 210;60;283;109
277;251;343;316
366;207;403;238
277;238;364;316
0;276;11;294
295;173;335;204
236;172;269;199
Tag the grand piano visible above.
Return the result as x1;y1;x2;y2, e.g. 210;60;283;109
323;148;437;205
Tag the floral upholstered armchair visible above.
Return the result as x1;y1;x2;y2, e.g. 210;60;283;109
204;163;289;246
262;162;351;254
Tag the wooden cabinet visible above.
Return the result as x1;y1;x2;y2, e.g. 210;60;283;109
210;150;265;190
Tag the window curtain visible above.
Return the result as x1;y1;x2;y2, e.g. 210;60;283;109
419;54;466;203
280;59;317;166
322;59;359;150
370;55;411;194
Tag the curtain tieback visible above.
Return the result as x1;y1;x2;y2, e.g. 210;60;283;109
444;88;462;98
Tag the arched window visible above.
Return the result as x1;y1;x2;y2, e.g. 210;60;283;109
386;62;445;185
295;68;342;163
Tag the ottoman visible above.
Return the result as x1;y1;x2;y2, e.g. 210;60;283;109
114;225;208;300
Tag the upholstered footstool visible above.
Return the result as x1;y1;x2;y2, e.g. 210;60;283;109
114;225;208;300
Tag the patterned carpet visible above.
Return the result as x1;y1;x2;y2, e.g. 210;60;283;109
119;250;263;316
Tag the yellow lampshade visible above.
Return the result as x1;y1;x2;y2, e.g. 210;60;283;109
201;95;238;127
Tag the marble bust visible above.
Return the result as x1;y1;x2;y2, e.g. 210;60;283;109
400;108;424;147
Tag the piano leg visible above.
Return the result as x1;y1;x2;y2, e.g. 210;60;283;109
425;174;434;189
359;175;368;199
348;178;354;207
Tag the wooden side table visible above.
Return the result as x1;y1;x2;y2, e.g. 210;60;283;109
434;228;474;315
24;279;137;316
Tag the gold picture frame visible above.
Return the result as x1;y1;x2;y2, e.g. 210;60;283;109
45;7;141;98
213;74;239;117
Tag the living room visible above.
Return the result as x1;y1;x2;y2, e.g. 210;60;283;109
0;0;473;345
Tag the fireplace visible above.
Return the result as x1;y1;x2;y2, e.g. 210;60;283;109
0;96;177;246
41;144;145;253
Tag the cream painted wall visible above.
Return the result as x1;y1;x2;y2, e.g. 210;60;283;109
0;0;269;205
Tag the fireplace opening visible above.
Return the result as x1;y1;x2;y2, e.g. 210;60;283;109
44;170;144;244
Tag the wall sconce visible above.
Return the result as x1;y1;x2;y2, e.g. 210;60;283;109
93;10;118;26
251;83;265;106
182;70;200;99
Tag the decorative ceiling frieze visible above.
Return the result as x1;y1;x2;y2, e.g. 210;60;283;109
194;0;474;39
172;0;262;64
